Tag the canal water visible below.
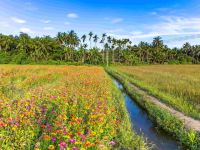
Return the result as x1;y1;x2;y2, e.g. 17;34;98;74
113;78;182;150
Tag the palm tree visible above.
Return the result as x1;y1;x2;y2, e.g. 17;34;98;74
106;36;112;66
68;30;79;49
88;32;93;49
56;31;79;61
100;33;107;64
152;36;164;48
152;36;164;63
81;35;87;43
93;35;99;47
182;42;192;56
104;43;109;66
111;38;117;64
81;34;87;63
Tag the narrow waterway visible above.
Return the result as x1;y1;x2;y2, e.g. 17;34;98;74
113;78;182;150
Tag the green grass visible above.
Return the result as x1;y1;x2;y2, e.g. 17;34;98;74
109;65;200;120
106;68;200;150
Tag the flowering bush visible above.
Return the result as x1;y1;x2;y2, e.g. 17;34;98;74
0;65;146;150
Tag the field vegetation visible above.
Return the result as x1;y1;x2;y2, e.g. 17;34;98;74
0;65;146;150
108;65;200;120
106;67;200;150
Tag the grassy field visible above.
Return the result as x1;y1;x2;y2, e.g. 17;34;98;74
106;66;200;150
0;65;146;150
109;65;200;120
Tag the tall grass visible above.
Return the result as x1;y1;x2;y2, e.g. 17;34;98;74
106;68;200;150
111;65;200;119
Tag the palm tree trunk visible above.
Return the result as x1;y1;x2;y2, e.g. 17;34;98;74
106;49;109;67
112;50;115;64
102;49;104;64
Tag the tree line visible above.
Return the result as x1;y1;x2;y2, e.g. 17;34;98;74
0;30;200;65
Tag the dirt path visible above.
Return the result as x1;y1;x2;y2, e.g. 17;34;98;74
129;83;200;132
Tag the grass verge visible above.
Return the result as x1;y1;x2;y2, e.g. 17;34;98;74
107;74;148;149
106;68;200;150
110;66;200;120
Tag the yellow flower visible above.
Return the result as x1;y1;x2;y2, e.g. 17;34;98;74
12;127;16;131
100;129;103;133
80;148;86;150
48;145;55;150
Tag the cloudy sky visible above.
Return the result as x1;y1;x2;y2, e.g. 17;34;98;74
0;0;200;47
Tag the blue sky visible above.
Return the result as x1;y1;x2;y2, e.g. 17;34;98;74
0;0;200;47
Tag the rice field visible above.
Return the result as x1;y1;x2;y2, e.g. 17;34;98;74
0;65;146;150
110;65;200;119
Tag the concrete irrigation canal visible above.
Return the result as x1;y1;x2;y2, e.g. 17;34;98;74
112;78;182;150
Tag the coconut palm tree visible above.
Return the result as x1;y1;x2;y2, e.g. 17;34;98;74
111;38;117;64
88;32;93;49
93;35;99;47
100;33;107;64
80;34;87;63
81;35;87;43
106;36;112;66
104;43;109;66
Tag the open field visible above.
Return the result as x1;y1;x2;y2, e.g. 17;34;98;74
109;65;200;120
106;66;200;149
0;65;146;150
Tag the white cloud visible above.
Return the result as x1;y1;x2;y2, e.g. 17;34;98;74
41;20;51;24
144;16;200;37
67;13;78;18
108;16;200;47
124;16;200;39
106;28;124;34
20;27;34;33
43;27;54;30
150;12;157;15
64;22;70;25
111;18;123;24
130;31;143;35
11;17;26;24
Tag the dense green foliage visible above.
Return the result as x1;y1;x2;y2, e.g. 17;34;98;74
0;31;200;65
106;68;200;150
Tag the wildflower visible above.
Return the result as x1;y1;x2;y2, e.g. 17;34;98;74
99;144;105;148
48;145;55;150
80;134;86;140
109;141;116;145
51;137;56;142
60;142;67;148
69;138;76;143
84;141;91;147
71;147;78;150
43;135;51;141
35;142;40;148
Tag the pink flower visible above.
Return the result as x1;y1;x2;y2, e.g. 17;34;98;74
51;137;56;142
80;134;86;141
109;141;116;145
69;138;76;143
60;142;67;148
71;147;78;150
